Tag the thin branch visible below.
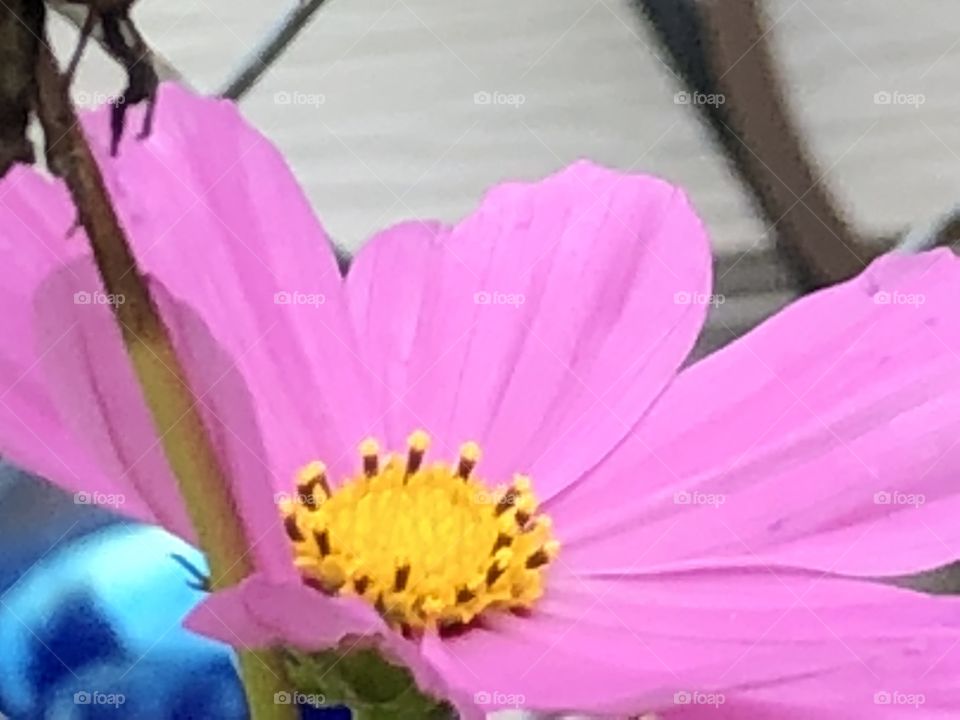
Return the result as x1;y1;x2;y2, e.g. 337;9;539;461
219;0;331;100
636;0;883;290
33;39;294;720
896;205;960;253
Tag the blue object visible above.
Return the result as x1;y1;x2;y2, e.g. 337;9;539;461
0;473;351;720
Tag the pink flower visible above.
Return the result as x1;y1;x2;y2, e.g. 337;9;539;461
3;85;960;718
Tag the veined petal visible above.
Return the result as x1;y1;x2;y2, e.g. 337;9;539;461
551;249;960;577
1;85;372;554
662;644;960;718
87;84;374;487
345;161;711;494
0;168;158;526
424;566;960;716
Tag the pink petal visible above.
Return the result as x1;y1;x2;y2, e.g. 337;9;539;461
188;577;484;719
30;263;195;538
424;566;960;715
2;85;371;564
0;168;157;526
186;576;387;648
345;161;711;495
663;646;960;718
551;249;960;577
87;83;374;487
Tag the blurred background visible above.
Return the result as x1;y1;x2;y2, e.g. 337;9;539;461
4;0;960;717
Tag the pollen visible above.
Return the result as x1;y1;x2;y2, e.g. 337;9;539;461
279;430;559;633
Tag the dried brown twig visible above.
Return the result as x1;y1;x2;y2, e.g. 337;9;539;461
57;0;159;155
48;0;184;83
0;0;45;176
31;27;297;720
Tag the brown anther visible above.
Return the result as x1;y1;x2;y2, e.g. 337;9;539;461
296;461;330;508
515;510;531;527
456;587;476;604
526;548;551;569
456;441;481;479
394;564;411;592
486;562;506;586
406;448;425;476
492;532;513;553
406;430;430;477
284;514;304;542
354;576;371;595
495;488;518;516
303;576;326;593
360;438;379;477
297;480;319;510
313;529;331;556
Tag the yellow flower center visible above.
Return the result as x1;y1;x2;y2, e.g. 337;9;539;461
279;430;559;633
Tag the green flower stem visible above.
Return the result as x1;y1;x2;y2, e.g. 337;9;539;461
34;44;296;720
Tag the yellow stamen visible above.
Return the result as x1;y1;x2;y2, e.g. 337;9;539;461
279;430;558;632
